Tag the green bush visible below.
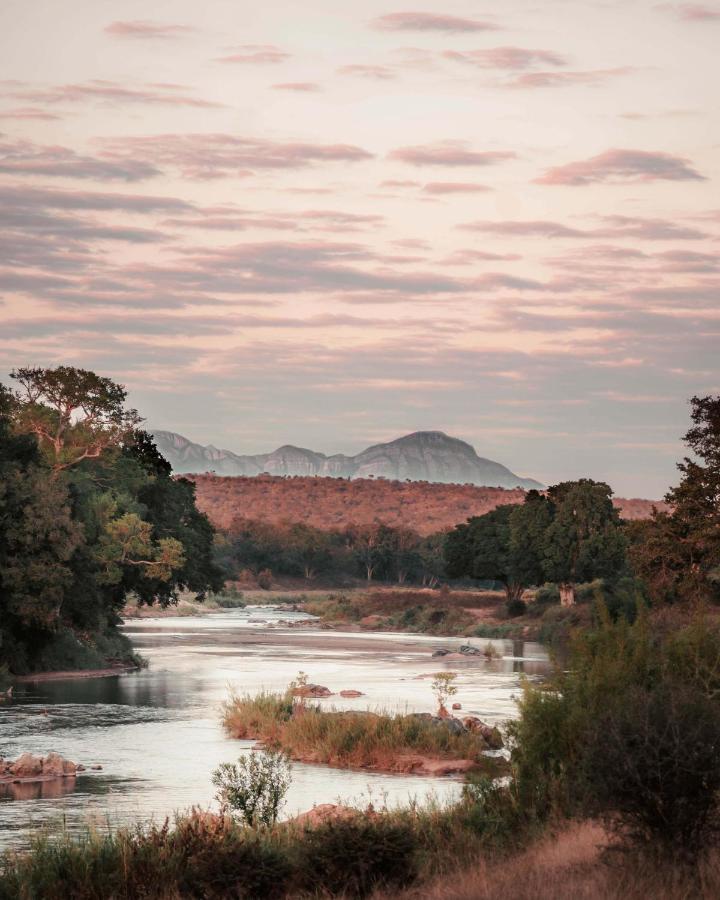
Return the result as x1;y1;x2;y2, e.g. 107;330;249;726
296;817;419;897
212;750;292;828
509;605;720;859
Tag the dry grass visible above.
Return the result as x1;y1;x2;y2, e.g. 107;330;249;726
384;821;720;900
222;691;503;774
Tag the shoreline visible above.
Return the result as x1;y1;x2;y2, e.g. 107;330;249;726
14;665;139;683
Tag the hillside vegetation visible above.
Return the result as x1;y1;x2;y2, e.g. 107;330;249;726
190;473;663;535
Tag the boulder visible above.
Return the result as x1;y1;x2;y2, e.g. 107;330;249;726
462;717;504;749
292;684;333;698
10;753;43;778
431;648;450;657
292;803;360;827
459;644;481;656
339;690;364;698
42;752;77;777
452;702;462;710
406;713;466;736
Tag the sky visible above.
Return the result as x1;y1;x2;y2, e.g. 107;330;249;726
0;0;718;498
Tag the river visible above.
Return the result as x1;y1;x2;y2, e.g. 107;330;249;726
0;607;550;851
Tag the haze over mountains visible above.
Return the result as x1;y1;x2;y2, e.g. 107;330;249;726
153;430;543;490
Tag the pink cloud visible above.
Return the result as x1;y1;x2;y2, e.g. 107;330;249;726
660;3;720;21
0;106;62;120
11;80;222;109
537;148;706;185
422;181;491;194
104;20;196;39
443;47;566;70
388;141;514;166
0;137;159;181
215;45;290;64
506;68;632;88
372;12;497;32
272;82;321;92
460;216;708;241
99;134;373;179
338;65;397;80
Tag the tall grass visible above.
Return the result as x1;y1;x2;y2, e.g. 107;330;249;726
222;691;503;773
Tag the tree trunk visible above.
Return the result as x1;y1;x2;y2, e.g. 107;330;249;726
505;583;524;603
559;583;576;607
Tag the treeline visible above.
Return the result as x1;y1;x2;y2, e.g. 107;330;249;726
216;519;446;587
218;395;720;616
0;367;222;674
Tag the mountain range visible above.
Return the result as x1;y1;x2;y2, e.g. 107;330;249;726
152;430;543;490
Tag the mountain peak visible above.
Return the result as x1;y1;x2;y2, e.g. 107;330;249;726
153;429;543;489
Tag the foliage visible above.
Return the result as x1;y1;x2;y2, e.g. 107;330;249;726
445;505;525;601
10;366;141;475
509;607;720;858
629;395;720;604
431;671;458;711
212;750;292;828
0;369;221;674
297;816;419;897
542;479;627;605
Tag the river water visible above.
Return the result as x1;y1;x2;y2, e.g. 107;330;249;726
0;607;550;851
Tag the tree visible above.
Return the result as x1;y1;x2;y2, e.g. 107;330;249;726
346;522;390;582
630;396;720;604
542;479;626;606
444;505;526;601
509;490;553;590
10;366;141;475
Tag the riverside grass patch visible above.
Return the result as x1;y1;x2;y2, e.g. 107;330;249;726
221;690;504;774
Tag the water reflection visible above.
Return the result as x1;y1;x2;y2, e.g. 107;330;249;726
0;607;550;851
0;778;77;802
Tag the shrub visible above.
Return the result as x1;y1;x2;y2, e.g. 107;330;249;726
212;750;292;828
296;816;419;897
257;568;273;590
582;684;720;858
509;605;720;859
505;597;527;617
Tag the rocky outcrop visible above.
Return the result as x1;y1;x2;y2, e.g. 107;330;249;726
152;430;542;489
0;752;81;782
292;684;333;698
339;690;364;698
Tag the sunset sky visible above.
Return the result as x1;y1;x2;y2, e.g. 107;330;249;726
0;0;718;497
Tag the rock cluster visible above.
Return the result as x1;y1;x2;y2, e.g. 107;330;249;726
0;752;81;781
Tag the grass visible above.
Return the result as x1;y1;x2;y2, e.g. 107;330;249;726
221;691;504;774
301;590;496;636
0;781;530;900
387;820;720;899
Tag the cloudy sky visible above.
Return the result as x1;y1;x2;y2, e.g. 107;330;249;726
0;0;718;497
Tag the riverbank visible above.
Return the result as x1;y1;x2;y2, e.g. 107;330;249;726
13;664;140;683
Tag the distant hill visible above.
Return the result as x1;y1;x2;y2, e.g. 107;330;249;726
187;473;667;536
153;429;543;490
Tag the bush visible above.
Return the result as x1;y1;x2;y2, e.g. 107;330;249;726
509;605;720;859
297;817;419;897
212;750;292;828
505;597;527;617
257;569;273;590
583;684;720;858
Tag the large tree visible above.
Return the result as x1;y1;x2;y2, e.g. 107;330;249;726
1;369;222;673
445;505;527;601
10;366;141;475
629;395;720;604
542;479;626;606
